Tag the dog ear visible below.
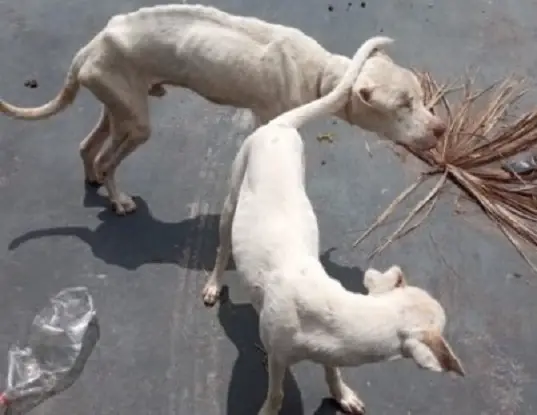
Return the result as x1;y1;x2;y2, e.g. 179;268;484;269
358;86;373;105
363;268;383;294
404;330;465;377
350;77;376;107
385;265;407;288
353;83;388;111
364;266;405;295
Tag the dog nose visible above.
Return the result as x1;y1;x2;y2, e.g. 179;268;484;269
432;121;446;138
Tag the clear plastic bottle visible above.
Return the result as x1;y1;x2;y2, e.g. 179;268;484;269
0;287;99;415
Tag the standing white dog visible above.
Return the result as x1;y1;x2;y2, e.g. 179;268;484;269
201;36;464;415
0;4;446;214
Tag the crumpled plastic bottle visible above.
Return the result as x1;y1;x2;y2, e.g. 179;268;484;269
0;287;99;415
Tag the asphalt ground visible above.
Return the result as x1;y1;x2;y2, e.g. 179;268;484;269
0;0;536;414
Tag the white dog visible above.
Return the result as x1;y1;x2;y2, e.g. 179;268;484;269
0;4;446;215
201;36;463;415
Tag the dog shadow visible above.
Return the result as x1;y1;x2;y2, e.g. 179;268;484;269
8;186;234;272
217;248;365;415
320;247;366;295
217;286;304;415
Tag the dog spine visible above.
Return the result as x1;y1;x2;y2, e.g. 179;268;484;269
269;36;393;130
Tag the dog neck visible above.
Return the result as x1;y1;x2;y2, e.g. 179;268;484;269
317;53;375;128
318;54;356;119
296;262;403;367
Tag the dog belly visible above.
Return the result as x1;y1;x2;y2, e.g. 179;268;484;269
122;31;288;110
293;342;391;367
174;48;287;110
232;207;315;266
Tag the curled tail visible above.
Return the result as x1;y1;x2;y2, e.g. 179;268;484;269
270;35;394;130
0;56;83;120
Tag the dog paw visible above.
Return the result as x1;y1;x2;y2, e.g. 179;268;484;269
333;385;365;414
84;178;102;188
94;170;107;185
111;194;137;215
258;400;282;415
202;280;221;307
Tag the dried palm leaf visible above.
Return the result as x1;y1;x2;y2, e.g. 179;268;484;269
353;70;537;273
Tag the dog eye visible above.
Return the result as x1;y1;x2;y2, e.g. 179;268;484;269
400;94;413;109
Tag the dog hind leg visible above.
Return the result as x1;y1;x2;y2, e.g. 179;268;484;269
79;106;110;186
80;67;149;215
258;354;286;415
95;115;149;215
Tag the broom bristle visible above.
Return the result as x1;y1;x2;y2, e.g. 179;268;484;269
354;70;537;273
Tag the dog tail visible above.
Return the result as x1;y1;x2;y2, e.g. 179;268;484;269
269;35;393;130
0;51;85;120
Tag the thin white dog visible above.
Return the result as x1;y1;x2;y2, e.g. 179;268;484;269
0;4;446;214
201;36;464;415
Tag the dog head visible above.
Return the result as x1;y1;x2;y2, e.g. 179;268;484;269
344;53;445;150
365;265;465;377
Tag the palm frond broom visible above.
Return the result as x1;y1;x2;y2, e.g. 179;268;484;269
353;71;537;273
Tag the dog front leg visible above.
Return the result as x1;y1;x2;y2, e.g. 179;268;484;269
202;138;250;306
258;355;286;415
202;193;235;306
324;366;365;414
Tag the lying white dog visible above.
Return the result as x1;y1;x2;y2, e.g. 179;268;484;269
0;4;446;215
201;36;463;415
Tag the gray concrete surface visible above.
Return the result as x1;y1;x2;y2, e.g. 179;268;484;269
0;0;536;414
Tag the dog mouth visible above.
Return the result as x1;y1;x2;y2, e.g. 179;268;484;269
410;135;438;151
385;132;438;153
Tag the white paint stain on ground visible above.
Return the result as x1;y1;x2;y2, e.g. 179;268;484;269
230;109;257;133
